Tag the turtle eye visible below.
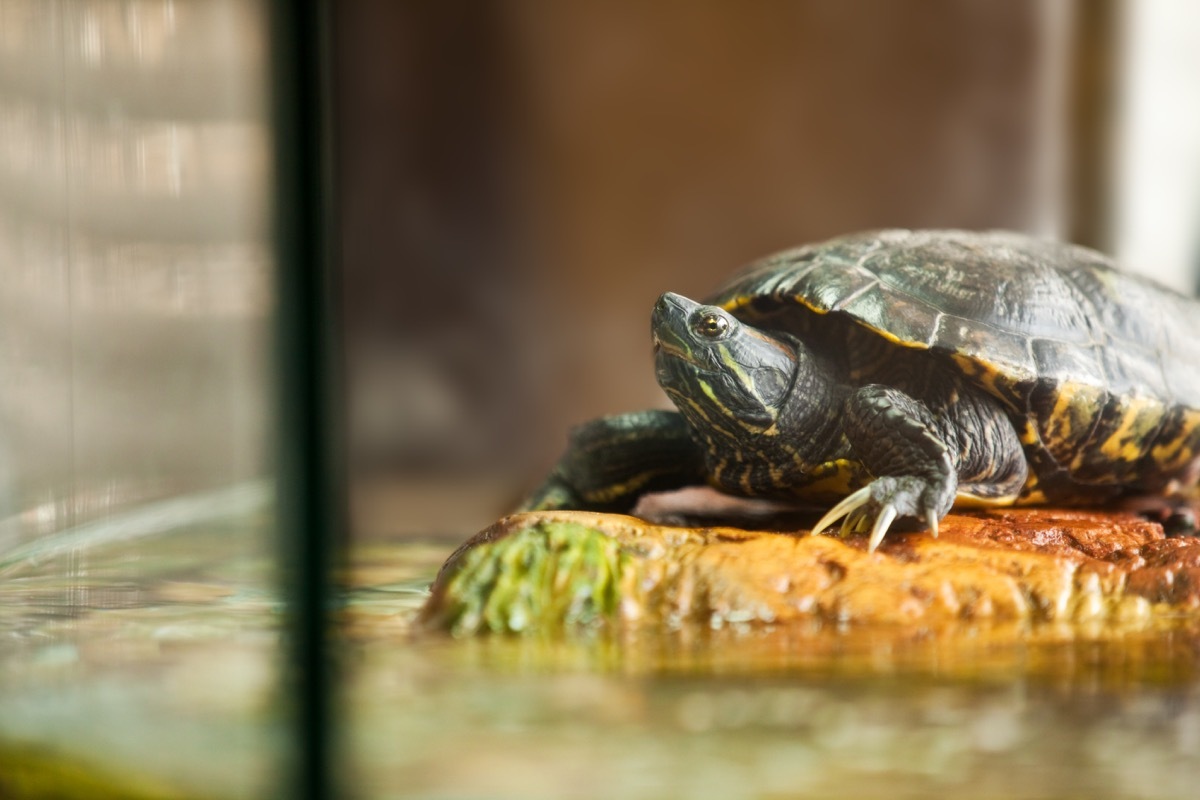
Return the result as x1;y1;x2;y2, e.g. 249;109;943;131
692;312;731;339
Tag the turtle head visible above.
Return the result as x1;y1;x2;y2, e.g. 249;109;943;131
652;292;798;438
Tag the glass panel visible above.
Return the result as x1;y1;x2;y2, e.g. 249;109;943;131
0;1;283;796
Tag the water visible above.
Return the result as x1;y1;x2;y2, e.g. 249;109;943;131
338;623;1200;799
0;485;284;798
341;542;1200;800
3;496;1200;799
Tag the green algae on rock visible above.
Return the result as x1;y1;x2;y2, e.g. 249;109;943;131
420;520;630;635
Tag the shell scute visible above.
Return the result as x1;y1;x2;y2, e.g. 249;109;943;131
931;314;1037;386
835;282;941;348
1028;339;1106;388
790;261;879;313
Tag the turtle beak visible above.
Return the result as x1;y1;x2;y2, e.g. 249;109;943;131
651;292;698;357
652;292;697;337
654;292;697;319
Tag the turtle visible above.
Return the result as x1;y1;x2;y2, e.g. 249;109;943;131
524;229;1200;550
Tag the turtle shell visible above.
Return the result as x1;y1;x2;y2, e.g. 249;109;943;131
708;229;1200;497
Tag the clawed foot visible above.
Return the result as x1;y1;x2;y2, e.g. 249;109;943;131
809;476;953;552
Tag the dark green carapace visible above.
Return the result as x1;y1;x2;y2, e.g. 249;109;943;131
526;230;1200;550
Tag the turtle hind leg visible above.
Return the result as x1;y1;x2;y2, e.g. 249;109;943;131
521;410;707;513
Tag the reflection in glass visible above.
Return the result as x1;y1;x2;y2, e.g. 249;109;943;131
0;1;282;796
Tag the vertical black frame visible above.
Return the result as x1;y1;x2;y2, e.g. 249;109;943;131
270;1;338;798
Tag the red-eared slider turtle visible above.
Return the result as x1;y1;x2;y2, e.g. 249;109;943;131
526;230;1200;550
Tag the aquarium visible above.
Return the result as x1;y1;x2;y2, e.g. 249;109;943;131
2;3;1200;800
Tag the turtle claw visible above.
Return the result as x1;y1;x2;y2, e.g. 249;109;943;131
813;477;951;551
841;510;871;535
810;486;872;538
868;504;898;553
812;475;953;551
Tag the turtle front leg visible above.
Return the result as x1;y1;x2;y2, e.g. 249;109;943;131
521;410;708;513
810;384;1027;551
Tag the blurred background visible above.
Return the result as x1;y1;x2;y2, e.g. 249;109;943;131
337;0;1200;540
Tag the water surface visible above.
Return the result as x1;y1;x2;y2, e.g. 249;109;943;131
3;500;1199;799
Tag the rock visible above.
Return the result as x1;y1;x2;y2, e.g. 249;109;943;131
419;507;1200;635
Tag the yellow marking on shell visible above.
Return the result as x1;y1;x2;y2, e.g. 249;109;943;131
720;295;759;314
1017;489;1048;505
1017;418;1041;447
1098;395;1165;465
1150;409;1200;473
863;322;931;349
1014;469;1046;505
1049;388;1078;440
1041;382;1106;464
950;352;1016;407
1150;437;1192;468
720;292;935;350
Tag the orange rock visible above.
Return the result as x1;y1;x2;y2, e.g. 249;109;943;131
421;507;1200;633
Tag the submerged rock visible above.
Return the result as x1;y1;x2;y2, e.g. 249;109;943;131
420;508;1200;635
